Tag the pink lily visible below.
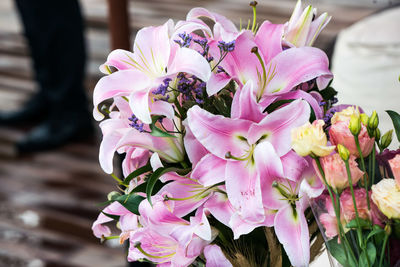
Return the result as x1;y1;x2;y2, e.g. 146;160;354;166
262;154;323;267
99;97;184;174
130;197;214;266
284;0;331;47
92;201;138;244
93;20;211;124
187;81;311;233
206;22;332;98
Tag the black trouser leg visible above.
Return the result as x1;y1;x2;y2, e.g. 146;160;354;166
14;0;88;117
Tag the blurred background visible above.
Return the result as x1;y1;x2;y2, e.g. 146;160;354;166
0;0;398;266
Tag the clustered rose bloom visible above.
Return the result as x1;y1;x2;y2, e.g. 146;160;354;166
319;188;386;239
371;179;400;219
314;153;364;191
389;154;400;187
329;107;375;158
291;120;335;157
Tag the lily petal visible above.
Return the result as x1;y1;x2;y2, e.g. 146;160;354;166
262;47;332;96
93;70;151;121
204;245;233;267
192;154;227;187
99;49;136;74
231;80;264;123
274;203;310;267
248;99;310;156
187;105;252;160
255;21;284;64
168;47;211;82
225;160;264;223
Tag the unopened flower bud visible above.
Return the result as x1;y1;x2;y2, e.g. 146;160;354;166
385;224;392;235
349;115;361;136
360;113;369;126
381;130;393;150
337;144;350;161
107;191;120;201
375;128;381;140
368;111;379;130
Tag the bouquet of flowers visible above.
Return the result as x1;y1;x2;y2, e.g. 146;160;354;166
294;105;400;267
90;0;399;266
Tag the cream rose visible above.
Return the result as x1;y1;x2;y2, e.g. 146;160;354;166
371;179;400;219
291;120;335;157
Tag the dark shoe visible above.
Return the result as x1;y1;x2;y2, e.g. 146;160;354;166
0;92;48;125
16;114;94;153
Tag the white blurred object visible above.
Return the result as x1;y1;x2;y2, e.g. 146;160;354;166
18;210;40;228
27;259;45;267
332;6;400;148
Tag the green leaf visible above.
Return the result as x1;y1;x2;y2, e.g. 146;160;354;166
146;167;180;206
149;116;176;138
366;226;385;242
359;242;376;267
320;86;338;101
345;218;370;229
101;211;120;221
387;110;400;143
123;164;152;185
264;99;294;113
115;194;145;215
327;237;357;267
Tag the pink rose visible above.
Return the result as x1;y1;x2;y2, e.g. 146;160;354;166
389;154;400;187
329;121;375;158
340;187;370;223
319;194;340;238
314;153;364;191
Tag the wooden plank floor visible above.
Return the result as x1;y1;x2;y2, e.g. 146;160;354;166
0;0;391;266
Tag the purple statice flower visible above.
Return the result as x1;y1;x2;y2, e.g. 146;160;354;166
319;101;327;107
128;114;145;132
176;73;205;103
174;32;192;48
218;40;235;52
193;38;213;62
152;78;172;101
323;108;336;124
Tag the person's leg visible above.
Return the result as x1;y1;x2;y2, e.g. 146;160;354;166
12;0;93;152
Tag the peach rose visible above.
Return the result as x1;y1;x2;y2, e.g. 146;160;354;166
371;179;400;219
314;153;364;191
329;121;375;158
389;154;400;187
291;120;335;157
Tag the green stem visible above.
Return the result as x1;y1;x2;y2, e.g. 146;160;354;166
174;99;185;120
251;5;257;33
378;231;389;267
355;136;370;209
371;145;376;186
344;160;364;247
314;157;356;263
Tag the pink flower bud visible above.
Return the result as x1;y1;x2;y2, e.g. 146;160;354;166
389;154;400;187
314;153;364;191
329;121;375;158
